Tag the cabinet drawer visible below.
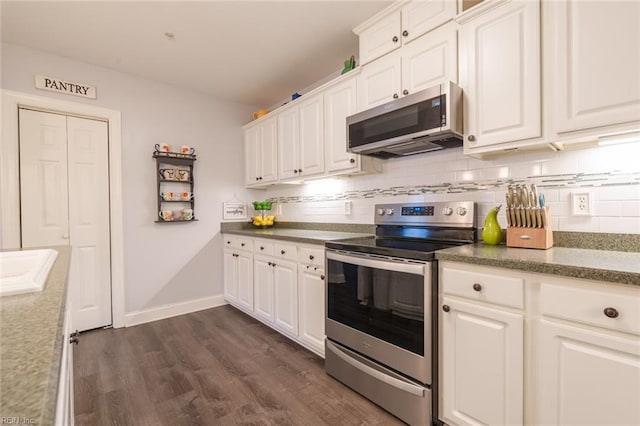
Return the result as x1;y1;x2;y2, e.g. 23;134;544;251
540;282;640;336
441;266;524;309
253;239;273;256
273;242;297;262
299;246;325;267
222;235;252;251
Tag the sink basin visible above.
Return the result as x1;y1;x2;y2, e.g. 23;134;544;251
0;249;58;297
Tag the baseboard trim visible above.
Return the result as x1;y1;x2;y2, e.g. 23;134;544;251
125;294;227;327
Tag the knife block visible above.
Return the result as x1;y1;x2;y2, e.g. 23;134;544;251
506;207;553;249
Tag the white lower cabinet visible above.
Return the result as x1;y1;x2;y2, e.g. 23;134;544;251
223;235;326;357
533;278;640;426
298;265;326;355
253;255;275;323
440;298;523;426
55;295;74;426
439;261;640;426
535;320;640;426
222;235;253;313
273;259;299;336
440;264;524;426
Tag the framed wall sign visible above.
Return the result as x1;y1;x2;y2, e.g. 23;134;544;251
223;201;247;220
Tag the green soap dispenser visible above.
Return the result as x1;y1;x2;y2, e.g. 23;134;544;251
482;204;503;245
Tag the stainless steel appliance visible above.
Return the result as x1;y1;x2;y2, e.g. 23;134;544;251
325;201;476;425
346;82;463;159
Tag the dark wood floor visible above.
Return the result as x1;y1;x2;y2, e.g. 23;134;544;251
73;305;403;425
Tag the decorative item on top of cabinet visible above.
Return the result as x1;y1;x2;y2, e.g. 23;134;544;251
153;145;197;223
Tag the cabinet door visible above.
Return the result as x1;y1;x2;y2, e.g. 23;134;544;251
440;297;524;426
273;260;298;336
536;319;640;426
298;267;326;356
277;107;299;180
358;11;401;65
402;22;458;96
254;256;275;323
553;1;640;133
236;251;253;312
223;250;238;303
244;125;260;185
260;117;278;184
325;76;359;173
401;0;456;44
358;50;402;110
298;94;325;178
461;0;541;148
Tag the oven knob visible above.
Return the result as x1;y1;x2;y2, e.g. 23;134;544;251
386;208;395;216
442;207;453;216
377;208;386;216
456;207;467;216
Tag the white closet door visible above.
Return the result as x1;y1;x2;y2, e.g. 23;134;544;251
19;109;70;247
19;109;112;331
66;116;112;331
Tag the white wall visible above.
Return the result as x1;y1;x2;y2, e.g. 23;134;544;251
1;43;257;314
263;145;640;234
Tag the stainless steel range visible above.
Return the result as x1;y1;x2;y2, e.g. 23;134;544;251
324;201;476;426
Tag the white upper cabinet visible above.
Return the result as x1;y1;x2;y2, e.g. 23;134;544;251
244;117;277;186
356;0;457;65
459;0;542;151
277;107;299;180
277;94;325;181
549;0;640;136
358;11;402;66
358;49;402;110
401;0;457;44
402;21;458;95
359;21;459;110
298;94;325;177
324;74;360;173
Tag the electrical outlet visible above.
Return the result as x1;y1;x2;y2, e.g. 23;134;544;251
276;203;283;215
344;201;352;215
571;192;593;216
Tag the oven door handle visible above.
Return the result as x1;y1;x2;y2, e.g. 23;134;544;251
326;341;425;397
326;250;425;276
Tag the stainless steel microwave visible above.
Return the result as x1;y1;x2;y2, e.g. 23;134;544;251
347;81;463;159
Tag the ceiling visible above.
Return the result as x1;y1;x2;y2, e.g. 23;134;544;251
1;1;392;108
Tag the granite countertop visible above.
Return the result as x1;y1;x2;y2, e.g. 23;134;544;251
0;246;70;424
436;243;640;287
222;228;374;245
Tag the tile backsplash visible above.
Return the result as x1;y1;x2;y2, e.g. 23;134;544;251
256;144;640;234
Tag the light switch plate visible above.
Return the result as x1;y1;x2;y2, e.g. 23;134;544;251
344;201;352;215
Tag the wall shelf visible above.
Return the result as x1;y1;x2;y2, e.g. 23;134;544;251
153;150;197;223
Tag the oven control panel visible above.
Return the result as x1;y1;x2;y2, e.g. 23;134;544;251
401;205;435;216
375;201;475;227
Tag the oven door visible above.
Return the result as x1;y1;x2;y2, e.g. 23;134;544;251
325;249;432;384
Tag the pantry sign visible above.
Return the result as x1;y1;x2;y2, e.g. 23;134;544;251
35;75;97;99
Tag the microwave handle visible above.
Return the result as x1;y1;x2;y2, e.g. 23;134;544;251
326;250;425;276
